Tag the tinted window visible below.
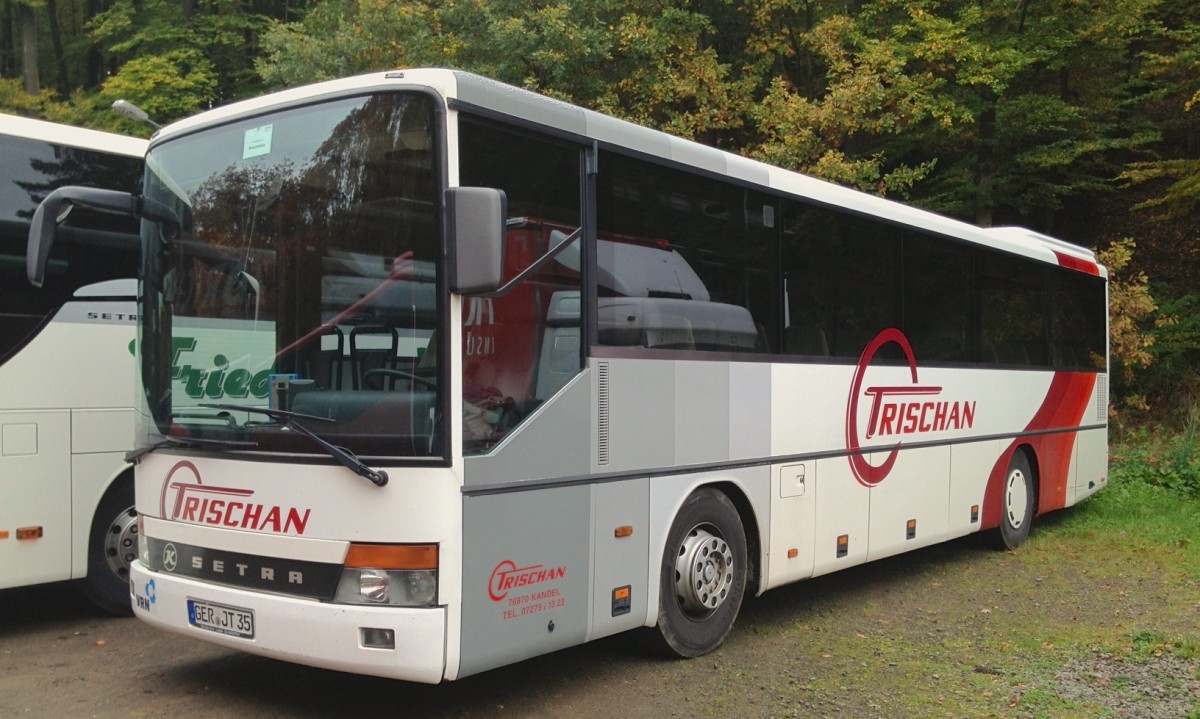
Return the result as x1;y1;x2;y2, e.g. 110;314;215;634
1050;269;1107;369
458;117;583;453
782;200;900;359
978;251;1049;366
580;148;1103;372
903;232;974;363
596;152;777;353
0;133;142;363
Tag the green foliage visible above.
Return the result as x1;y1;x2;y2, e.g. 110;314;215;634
746;11;949;194
94;50;217;122
257;0;743;142
0;76;145;134
1128;629;1200;662
1118;3;1200;222
1119;293;1200;420
1110;412;1200;498
1122;159;1200;219
0;77;57;116
88;0;272;123
1096;239;1157;386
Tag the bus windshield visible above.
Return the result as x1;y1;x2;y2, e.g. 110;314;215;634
137;92;444;459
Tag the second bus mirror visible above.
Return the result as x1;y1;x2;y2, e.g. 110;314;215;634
27;186;137;288
446;187;506;295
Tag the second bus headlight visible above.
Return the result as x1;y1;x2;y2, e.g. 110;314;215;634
334;568;438;606
333;543;439;607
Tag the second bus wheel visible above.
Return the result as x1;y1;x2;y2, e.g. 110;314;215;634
80;476;138;616
654;488;748;658
994;450;1036;550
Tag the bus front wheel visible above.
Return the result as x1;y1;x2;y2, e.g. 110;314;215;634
654;488;747;658
994;451;1035;550
80;477;138;615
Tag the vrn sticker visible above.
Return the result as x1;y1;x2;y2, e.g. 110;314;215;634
845;328;977;487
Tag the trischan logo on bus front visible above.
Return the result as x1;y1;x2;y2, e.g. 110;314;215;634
159;460;312;535
845;328;977;487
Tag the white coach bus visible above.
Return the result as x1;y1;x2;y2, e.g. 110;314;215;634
27;70;1108;680
2;113;146;613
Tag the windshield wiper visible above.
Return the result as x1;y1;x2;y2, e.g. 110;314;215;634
125;434;259;463
199;403;389;487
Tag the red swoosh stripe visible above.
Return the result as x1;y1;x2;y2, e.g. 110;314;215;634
981;372;1096;528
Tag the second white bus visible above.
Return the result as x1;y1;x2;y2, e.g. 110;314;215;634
2;113;146;613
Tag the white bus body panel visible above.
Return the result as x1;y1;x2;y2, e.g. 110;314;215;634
131;452;463;683
0;302;136;589
130;562;448;683
0;113;147;156
0;410;71;587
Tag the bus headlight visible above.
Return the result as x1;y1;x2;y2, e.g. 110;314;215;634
334;568;438;606
333;543;438;607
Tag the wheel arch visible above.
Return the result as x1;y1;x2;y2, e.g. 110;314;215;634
645;473;768;631
701;480;763;598
73;462;135;579
647;479;757;657
982;442;1042;530
78;463;138;615
1013;443;1042;517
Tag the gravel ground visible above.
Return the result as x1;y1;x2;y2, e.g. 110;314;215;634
1051;652;1199;719
2;510;1197;718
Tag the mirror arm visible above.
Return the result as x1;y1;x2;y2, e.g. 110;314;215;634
26;186;185;288
473;226;582;299
27;186;137;288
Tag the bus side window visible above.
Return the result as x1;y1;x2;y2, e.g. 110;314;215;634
457;118;583;454
594;152;778;355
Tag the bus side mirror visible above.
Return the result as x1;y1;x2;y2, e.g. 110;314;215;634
446;187;506;295
27;186;137;288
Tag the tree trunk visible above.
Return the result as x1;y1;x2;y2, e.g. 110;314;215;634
85;0;103;88
19;1;38;95
1;1;14;77
974;88;997;227
46;0;69;97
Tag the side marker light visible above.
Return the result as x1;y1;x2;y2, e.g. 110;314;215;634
16;526;43;540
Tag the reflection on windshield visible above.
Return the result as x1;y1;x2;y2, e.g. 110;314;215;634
138;92;443;459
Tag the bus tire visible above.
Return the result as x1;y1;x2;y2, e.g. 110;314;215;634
80;477;138;616
994;451;1035;550
654;488;747;658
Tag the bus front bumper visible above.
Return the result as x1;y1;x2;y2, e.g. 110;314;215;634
130;562;447;683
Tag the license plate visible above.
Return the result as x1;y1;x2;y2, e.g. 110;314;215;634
187;598;255;639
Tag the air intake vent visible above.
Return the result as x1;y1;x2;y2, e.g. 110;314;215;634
1097;373;1108;422
597;362;610;466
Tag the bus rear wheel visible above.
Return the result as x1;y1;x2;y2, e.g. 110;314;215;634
994;451;1035;550
654;488;747;658
80;478;137;616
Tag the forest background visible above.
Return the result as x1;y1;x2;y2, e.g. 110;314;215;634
1;0;1197;438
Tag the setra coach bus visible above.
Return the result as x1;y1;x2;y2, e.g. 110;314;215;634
26;69;1108;681
2;113;145;613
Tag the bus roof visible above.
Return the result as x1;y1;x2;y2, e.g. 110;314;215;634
151;68;1104;277
0;112;147;158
